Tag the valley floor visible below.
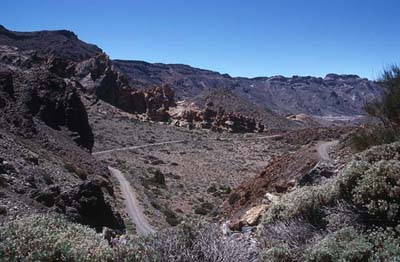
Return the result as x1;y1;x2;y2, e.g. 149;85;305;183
87;99;297;230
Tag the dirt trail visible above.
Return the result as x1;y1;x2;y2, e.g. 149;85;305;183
108;166;155;236
317;140;339;162
92;140;186;155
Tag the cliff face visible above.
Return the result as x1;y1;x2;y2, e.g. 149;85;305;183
113;60;383;117
0;43;124;232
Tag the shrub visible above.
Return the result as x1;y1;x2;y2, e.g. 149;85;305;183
261;244;294;262
368;227;400;261
259;217;318;251
304;227;372;262
262;184;337;226
323;201;363;232
0;214;115;261
0;214;142;261
364;65;400;128
349;127;399;152
305;227;400;261
143;223;255;262
351;160;400;224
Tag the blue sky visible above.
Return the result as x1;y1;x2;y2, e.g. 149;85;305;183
2;0;400;79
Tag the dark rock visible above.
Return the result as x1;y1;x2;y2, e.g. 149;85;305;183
59;181;125;232
299;162;335;186
201;202;214;210
151;170;166;186
0;205;7;215
166;216;181;226
194;206;208;215
0;71;14;96
33;185;60;207
228;192;241;206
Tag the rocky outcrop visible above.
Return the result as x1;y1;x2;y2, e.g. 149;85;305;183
0;45;124;232
242;205;268;226
76;54;176;121
171;103;264;133
0;64;94;150
299;161;336;186
31;181;125;232
59;181;125;232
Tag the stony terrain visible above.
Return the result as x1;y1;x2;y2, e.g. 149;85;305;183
0;44;123;232
1;25;396;262
87;98;293;228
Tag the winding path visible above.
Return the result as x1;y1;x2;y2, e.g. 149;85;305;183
92;140;186;156
317;140;339;162
98;138;337;236
108;166;155;236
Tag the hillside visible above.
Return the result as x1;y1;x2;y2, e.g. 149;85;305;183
0;25;102;61
113;60;383;117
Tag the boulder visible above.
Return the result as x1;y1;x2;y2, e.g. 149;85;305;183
58;181;125;232
242;204;268;226
299;161;335;186
263;193;279;205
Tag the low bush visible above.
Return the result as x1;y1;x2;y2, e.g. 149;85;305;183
259;217;318;251
349;127;399;152
304;227;373;262
305;227;400;261
0;214;142;261
352;160;400;225
143;223;255;262
261;244;294;262
262;184;337;226
323;201;363;232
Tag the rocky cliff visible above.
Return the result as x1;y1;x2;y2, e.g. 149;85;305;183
113;60;383;117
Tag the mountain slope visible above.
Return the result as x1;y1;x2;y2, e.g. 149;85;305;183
0;25;102;61
113;60;383;117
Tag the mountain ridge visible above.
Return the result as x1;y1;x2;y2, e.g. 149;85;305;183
0;25;383;118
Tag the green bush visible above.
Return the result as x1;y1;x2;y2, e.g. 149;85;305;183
261;244;294;262
304;227;372;262
349;127;399;152
262;184;337;226
364;65;400;128
368;227;400;261
0;215;142;262
305;227;400;262
335;143;400;225
352;160;400;224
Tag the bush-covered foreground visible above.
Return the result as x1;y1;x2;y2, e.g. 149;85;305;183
0;214;144;261
0;214;254;261
259;141;400;261
2;144;400;262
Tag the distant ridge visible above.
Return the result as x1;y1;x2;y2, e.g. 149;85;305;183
0;25;102;61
